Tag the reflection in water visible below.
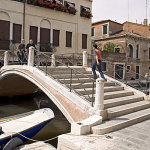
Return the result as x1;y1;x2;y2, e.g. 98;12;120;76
0;91;71;147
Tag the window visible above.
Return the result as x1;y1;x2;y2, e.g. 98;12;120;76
102;62;107;71
136;44;139;59
0;20;10;41
64;1;75;8
91;28;94;36
40;27;50;44
66;31;72;47
53;29;60;47
136;66;140;79
149;67;150;70
0;20;10;50
103;25;108;35
114;47;120;53
82;34;87;49
127;65;131;73
30;26;38;44
80;6;91;18
149;48;150;60
13;23;22;43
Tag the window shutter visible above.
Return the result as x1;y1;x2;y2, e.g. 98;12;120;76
0;20;10;41
82;34;87;49
91;28;94;36
53;29;60;47
30;26;38;44
13;24;22;43
103;25;108;35
40;27;50;44
0;20;10;50
66;31;72;47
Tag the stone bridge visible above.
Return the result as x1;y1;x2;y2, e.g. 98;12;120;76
0;65;92;124
0;48;150;137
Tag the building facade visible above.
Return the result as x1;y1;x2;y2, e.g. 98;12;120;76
92;20;150;80
0;0;92;55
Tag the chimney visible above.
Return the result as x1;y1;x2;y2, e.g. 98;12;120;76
143;19;148;25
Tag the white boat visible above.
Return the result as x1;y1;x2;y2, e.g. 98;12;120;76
0;108;54;150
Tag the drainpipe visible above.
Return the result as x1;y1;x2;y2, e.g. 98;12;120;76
23;0;26;39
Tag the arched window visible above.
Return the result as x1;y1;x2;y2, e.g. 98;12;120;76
136;44;139;59
128;44;133;58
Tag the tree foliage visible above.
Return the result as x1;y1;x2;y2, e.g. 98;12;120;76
103;42;115;52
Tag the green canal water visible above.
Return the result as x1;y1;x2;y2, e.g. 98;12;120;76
0;91;71;147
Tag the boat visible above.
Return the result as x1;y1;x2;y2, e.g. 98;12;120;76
0;108;54;150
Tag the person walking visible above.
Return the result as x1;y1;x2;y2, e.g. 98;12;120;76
17;39;26;64
92;44;107;81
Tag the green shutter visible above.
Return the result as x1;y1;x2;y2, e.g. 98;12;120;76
103;25;107;35
91;28;94;36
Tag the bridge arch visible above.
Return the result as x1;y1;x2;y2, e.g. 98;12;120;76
0;69;74;123
0;66;89;123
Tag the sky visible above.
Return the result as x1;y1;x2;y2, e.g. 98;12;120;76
92;0;150;24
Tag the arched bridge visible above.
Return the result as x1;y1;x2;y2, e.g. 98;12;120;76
0;65;91;123
1;48;150;136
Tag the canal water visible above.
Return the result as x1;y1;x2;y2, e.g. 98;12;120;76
0;91;71;147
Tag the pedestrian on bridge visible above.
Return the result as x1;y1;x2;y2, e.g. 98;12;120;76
17;39;26;64
26;39;36;56
92;44;107;81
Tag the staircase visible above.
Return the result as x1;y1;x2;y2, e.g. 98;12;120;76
46;66;150;135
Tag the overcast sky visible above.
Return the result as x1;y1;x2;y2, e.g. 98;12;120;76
92;0;150;24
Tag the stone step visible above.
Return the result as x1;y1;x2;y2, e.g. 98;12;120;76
92;107;150;135
52;74;93;79
77;86;124;95
107;100;150;119
104;90;134;100
59;78;93;84
47;67;85;72
50;70;92;75
84;90;134;101
70;82;116;89
104;95;144;109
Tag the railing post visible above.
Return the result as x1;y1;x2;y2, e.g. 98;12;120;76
83;51;87;67
70;69;73;92
4;51;9;66
94;78;107;119
94;78;104;110
51;54;56;67
28;46;35;67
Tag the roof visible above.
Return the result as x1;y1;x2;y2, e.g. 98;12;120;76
95;30;150;41
123;21;149;27
92;20;123;26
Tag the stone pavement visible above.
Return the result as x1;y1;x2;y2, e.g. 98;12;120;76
16;142;56;150
58;119;150;150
